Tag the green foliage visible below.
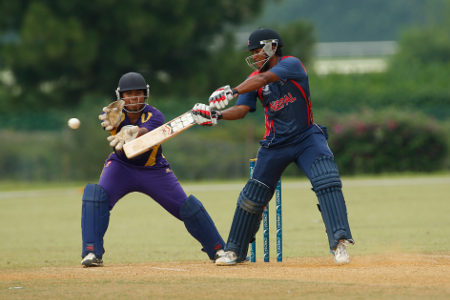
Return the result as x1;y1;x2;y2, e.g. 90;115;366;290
0;0;266;112
249;0;446;42
390;27;450;67
308;20;450;120
0;108;448;182
276;20;316;66
309;60;450;119
325;110;448;174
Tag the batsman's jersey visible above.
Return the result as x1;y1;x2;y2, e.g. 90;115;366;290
107;105;169;168
236;56;313;148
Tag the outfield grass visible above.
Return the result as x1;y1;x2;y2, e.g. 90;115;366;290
1;174;449;267
0;174;449;299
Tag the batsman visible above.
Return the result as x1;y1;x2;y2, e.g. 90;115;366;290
192;28;354;265
80;72;225;267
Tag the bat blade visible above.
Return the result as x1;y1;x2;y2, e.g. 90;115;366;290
123;111;195;159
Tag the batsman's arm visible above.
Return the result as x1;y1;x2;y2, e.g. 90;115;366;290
218;105;251;120
233;71;279;95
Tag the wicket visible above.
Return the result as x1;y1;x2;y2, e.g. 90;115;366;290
249;159;282;262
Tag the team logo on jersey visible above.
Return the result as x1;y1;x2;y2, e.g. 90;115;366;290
261;84;271;96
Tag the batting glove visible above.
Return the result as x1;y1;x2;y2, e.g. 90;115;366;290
192;103;218;126
107;125;139;151
99;100;125;130
208;85;238;110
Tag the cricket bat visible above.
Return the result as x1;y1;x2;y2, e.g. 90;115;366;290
123;111;196;159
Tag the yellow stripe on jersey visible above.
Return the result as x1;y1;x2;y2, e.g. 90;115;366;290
144;144;161;166
141;112;152;124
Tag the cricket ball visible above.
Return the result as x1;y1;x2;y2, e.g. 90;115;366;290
68;118;81;130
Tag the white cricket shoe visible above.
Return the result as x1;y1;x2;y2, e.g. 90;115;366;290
215;251;238;266
211;249;226;263
81;253;103;267
333;239;350;265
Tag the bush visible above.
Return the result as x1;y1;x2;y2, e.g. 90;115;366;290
325;110;448;174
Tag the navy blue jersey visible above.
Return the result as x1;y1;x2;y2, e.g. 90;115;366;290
236;56;313;148
106;104;170;168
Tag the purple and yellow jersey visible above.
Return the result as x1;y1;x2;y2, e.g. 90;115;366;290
106;105;169;168
236;56;313;148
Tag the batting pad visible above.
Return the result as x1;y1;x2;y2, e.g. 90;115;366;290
310;156;353;250
179;195;225;260
81;184;110;258
226;179;274;261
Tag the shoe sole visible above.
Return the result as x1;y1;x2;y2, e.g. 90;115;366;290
215;259;238;266
334;257;350;265
82;263;103;268
81;260;103;267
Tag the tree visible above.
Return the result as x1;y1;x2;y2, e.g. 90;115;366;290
276;20;316;66
0;0;266;112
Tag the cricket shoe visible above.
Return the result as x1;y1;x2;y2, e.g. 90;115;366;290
332;239;351;265
211;249;226;263
81;253;103;267
215;251;238;266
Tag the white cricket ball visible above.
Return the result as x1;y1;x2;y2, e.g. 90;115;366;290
68;117;81;130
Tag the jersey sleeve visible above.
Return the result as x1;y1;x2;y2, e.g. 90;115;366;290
270;57;306;81
235;90;258;112
235;71;261;112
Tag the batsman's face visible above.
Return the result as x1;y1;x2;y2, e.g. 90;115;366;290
251;48;267;69
122;90;146;112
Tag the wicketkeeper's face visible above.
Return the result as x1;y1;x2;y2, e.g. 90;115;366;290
122;90;146;112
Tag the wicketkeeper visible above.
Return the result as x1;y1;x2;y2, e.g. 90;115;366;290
192;28;354;265
80;72;225;267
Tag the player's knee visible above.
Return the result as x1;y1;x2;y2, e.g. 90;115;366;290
82;184;109;204
179;195;203;219
238;179;273;214
310;156;342;192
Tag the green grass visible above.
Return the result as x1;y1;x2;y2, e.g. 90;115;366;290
1;174;449;268
1;175;450;300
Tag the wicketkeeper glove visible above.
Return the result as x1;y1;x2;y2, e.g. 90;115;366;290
99;100;125;131
192;103;219;126
208;85;238;110
107;125;139;151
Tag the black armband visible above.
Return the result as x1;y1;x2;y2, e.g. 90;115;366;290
232;88;239;96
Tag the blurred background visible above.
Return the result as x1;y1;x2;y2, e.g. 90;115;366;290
0;0;449;182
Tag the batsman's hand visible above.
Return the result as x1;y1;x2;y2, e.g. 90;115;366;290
192;103;218;126
208;85;237;110
107;125;139;151
99;100;125;130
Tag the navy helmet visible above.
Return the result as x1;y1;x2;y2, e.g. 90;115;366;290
248;28;283;51
115;72;149;100
115;72;149;113
246;28;283;71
